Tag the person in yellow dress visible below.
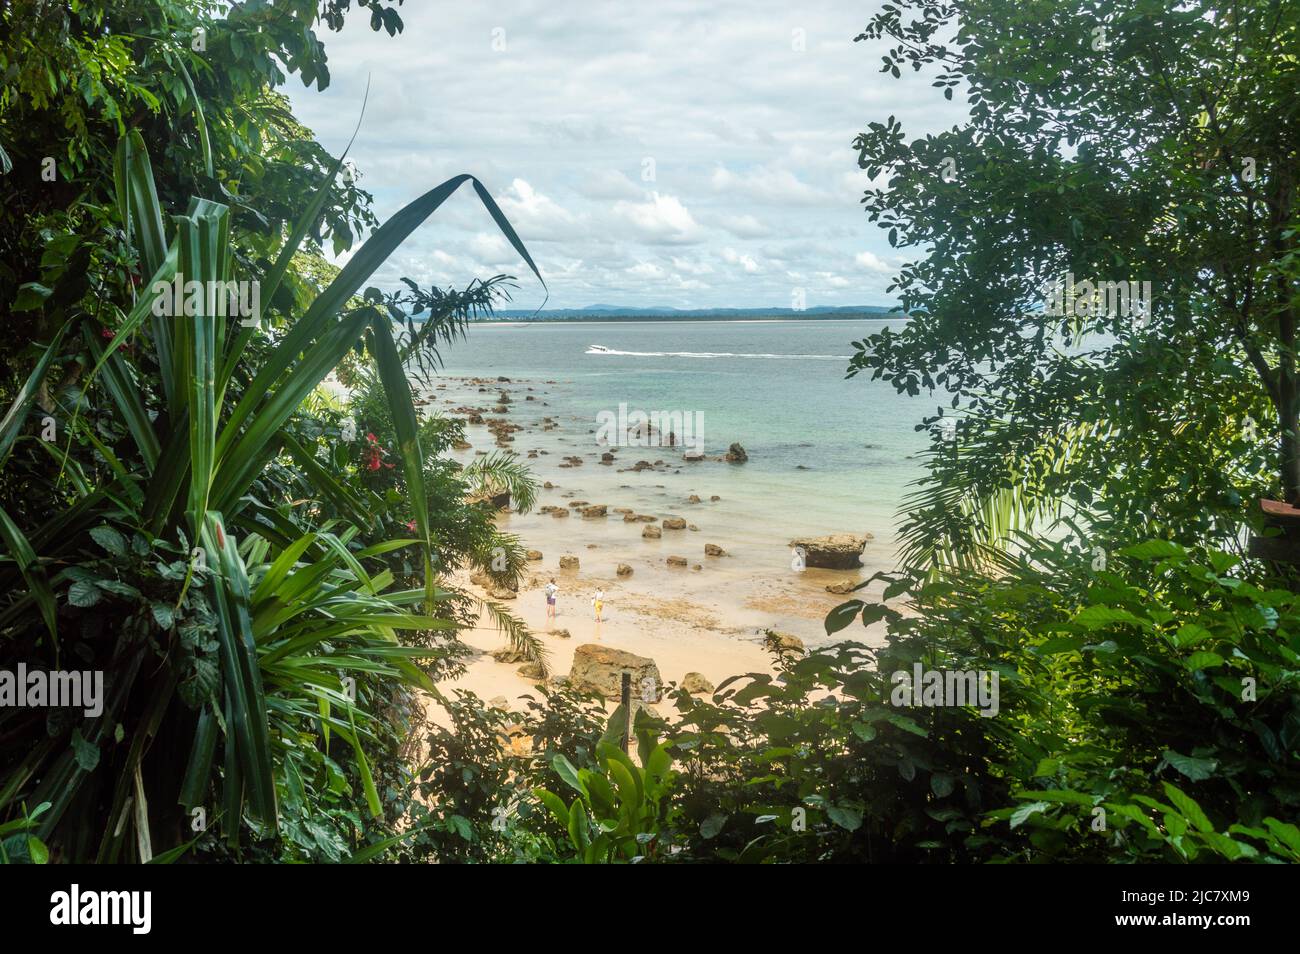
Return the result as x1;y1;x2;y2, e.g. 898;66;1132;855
591;587;605;623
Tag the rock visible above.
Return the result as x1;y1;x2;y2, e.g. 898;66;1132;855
491;648;530;664
517;661;546;680
581;504;608;518
452;439;472;451
666;555;687;567
692;564;702;571
682;672;714;695
623;512;639;522
635;514;658;522
552;508;569;518
788;533;872;569
543;481;555;489
472;489;511;509
488;585;517;600
704;543;726;557
826;579;857;595
601;452;615;462
710;495;720;501
526;549;543;561
551;628;571;639
568;644;662;701
559;555;580;570
616;563;633;577
764;631;805;655
725;442;748;463
687;494;701;503
662;516;686;530
642;525;661;539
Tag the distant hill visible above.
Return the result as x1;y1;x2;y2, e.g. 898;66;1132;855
482;304;901;322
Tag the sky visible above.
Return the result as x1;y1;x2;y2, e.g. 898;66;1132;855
285;0;967;311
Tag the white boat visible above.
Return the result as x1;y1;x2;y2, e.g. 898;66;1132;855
587;344;611;354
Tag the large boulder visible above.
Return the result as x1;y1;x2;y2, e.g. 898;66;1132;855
581;504;608;518
642;525;661;540
568;644;662;702
789;533;872;569
559;555;580;570
725;443;748;463
662;516;686;530
681;672;715;695
764;631;805;655
517;661;546;681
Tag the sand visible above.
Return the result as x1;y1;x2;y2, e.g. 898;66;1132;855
422;374;899;721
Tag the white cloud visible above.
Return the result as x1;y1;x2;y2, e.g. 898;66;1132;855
855;251;893;274
722;247;761;273
612;192;701;244
710;164;831;206
286;0;967;308
716;213;771;238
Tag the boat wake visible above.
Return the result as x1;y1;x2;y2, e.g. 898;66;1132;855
585;345;847;359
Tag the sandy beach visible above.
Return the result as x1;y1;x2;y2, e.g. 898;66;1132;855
422;370;902;717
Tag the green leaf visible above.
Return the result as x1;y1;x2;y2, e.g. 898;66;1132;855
552;754;588;799
0;505;58;640
1118;540;1186;561
151;603;175;630
700;812;728;839
0;319;72;469
90;525;128;557
27;836;50;865
1073;605;1147;630
1009;801;1049;829
1162;750;1218;782
824;599;865;634
1162;782;1214;833
71;730;100;772
68;579;102;608
827;804;863;831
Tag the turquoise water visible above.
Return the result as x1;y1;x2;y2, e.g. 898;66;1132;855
435;319;927;540
426;318;929;642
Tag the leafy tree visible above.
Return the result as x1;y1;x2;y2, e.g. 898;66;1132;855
850;0;1299;567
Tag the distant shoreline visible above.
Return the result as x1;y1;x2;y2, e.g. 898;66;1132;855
466;312;905;324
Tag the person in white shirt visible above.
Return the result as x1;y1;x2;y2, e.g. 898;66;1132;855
545;579;558;621
592;587;605;623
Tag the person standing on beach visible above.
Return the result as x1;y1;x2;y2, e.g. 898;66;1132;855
592;587;605;624
545;578;558;622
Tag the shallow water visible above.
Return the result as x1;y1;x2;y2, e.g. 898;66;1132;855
427;318;929;646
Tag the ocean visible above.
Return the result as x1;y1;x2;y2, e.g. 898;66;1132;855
427;318;929;643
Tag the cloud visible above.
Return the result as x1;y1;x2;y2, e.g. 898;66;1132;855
716;213;771;238
612;192;701;244
722;247;761;273
497;178;584;240
855;251;893;274
287;0;968;308
710;163;832;206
